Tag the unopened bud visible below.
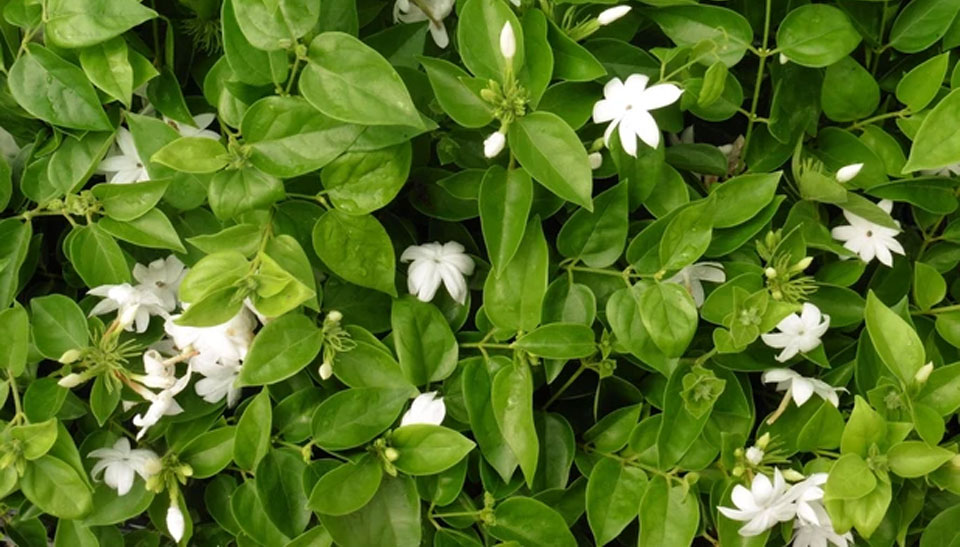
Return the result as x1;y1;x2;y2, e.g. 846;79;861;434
327;310;342;323
755;432;771;450
745;446;764;465
319;362;333;380
794;256;813;272
779;53;789;65
915;362;934;385
483;131;506;158
384;447;399;462
951;454;960;468
836;163;864;183
499;22;516;61
782;469;806;482
764;267;777;279
597;5;631;25
588;152;602;170
58;349;82;364
57;373;85;388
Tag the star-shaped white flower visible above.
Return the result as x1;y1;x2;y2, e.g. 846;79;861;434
718;468;797;536
132;370;191;440
393;0;455;48
164;113;220;140
792;501;853;547
88;438;161;496
401;241;475;304
666;262;726;307
164;307;257;365
133;255;186;313
761;303;830;362
830;199;904;267
98;128;150;184
592;74;683;156
193;356;243;407
761;368;844;408
400;391;446;427
132;349;179;390
88;283;166;333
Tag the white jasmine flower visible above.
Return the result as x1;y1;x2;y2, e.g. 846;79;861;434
598;5;631;25
588;151;603;169
787;473;828;527
98;128;150;184
779;53;790;65
835;163;863;183
761;368;844;408
243;298;270;325
761;303;830;362
89;438;161;496
915;362;934;384
166;504;185;542
134;349;179;390
831;199;904;267
718;468;797;536
666;262;725;307
400;241;475;304
592;74;683;156
484;131;506;158
193;357;242;407
400;391;446;426
164;113;220;140
132;370;191;440
393;0;455;48
164;308;257;365
318;361;334;380
133;256;186;313
745;446;764;466
499;22;516;60
58;373;86;388
792;502;853;547
88;283;166;333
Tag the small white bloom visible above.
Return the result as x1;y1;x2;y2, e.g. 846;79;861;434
835;163;863;183
136;349;179;390
164;113;220;140
88;283;166;333
193;356;242;407
98;128;150;184
164;308;257;365
393;0;455;48
133;256;186;313
88;438;161;496
499;22;516;60
761;303;830;362
588;152;603;170
593;74;683;156
761;368;844;408
483;131;506;158
401;391;446;426
132;370;191;440
787;473;828;527
779;53;790;65
915;362;934;384
792;502;853;547
166;504;185;542
831;199;904;267
718;468;797;536
318;361;334;380
58;373;86;388
598;5;631;25
401;241;475;304
666;262;726;307
745;446;764;466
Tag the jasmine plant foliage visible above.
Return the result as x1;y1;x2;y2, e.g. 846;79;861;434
5;0;960;546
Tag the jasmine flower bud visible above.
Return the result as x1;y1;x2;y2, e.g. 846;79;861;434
598;5;631;25
484;131;506;158
499;22;516;61
915;362;934;385
836;163;864;183
588;151;603;169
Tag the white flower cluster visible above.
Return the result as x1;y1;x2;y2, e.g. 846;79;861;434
719;469;853;547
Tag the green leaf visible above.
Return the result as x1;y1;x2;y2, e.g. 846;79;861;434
461;358;518;482
639;280;698;358
321;141;411;215
21;456;93;519
864;291;925;384
0;219;31;309
311;387;411;450
418;56;493;128
821;56;881;123
92;180;169;221
48;132;114;196
180;427;236;479
897;52;950;112
9;45;112;131
637;475;699;546
556;181;629;268
222;0;289;85
513;323;596;359
509;112;593;209
309;454;383;516
240;314;323;386
825;453;877;500
920;504;960;546
98;210;186;252
647;6;753;67
300;32;421;127
233;389;272;471
10;419;58;460
45;0;157;48
480;166;534;274
492;364;539;488
840;396;887;458
312;210;397;296
659;195;716;271
488;497;577;547
231;0;319;51
887;441;954;478
152;137;228;174
889;0;960;54
586;458;647;546
483;217;548;331
391;297;459;385
332;339;415;392
391;424;475;475
242;96;363;178
0;304;28;376
256;449;311;537
66;224;131;287
776;4;861;67
904;89;960;172
320;476;421;547
30;294;88;360
89;374;120;426
584;404;641;453
231;480;290;545
710;172;781;228
209;167;285;220
914;262;946;310
457;0;524;81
